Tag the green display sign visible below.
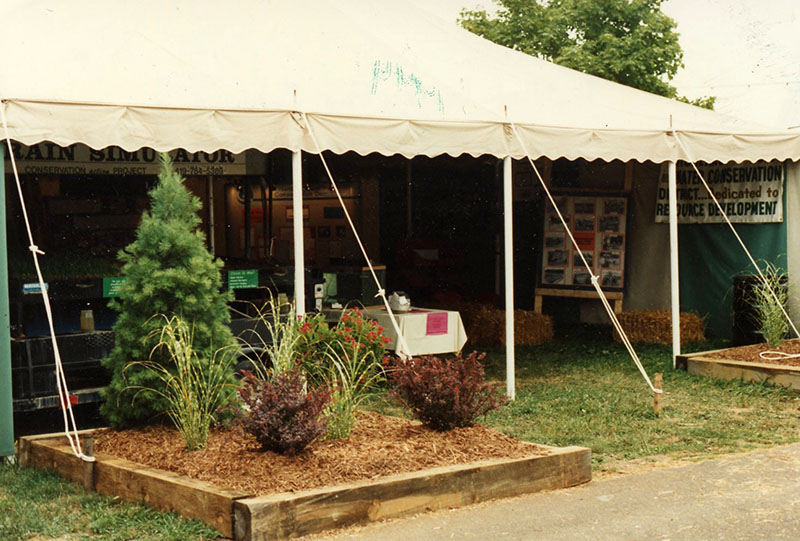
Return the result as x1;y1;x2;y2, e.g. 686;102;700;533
228;269;258;289
103;276;126;298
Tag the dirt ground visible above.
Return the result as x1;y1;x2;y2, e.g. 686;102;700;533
93;411;545;496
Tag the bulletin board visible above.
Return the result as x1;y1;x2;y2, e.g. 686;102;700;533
539;195;628;291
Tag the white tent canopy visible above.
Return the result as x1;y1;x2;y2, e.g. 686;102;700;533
2;0;799;162
2;0;800;458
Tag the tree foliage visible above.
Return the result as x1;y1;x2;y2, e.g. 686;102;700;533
460;0;713;107
101;154;236;427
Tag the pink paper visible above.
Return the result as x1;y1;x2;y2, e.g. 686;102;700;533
426;312;448;335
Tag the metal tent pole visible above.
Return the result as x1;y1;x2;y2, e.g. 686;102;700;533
406;159;413;237
292;150;306;316
503;156;515;399
668;160;681;368
206;175;215;253
0;143;14;457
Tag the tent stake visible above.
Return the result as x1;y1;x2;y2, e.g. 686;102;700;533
653;373;663;416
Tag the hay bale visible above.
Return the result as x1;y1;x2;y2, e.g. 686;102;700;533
463;304;554;347
613;310;705;345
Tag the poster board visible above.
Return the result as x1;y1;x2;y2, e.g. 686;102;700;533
539;195;628;291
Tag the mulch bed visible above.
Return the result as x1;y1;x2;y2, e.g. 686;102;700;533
93;411;544;497
705;339;800;367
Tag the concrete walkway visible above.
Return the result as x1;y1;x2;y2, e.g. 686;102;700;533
307;444;800;540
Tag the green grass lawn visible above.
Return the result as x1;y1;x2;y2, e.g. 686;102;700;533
0;461;218;541
479;325;800;470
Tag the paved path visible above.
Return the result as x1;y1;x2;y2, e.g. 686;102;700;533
306;444;800;540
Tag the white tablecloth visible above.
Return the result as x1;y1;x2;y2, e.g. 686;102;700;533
365;308;467;356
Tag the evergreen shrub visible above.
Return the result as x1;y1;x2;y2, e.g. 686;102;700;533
101;154;236;427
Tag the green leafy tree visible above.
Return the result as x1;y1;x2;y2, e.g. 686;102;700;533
101;154;236;427
460;0;714;108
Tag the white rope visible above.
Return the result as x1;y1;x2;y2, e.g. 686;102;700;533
1;102;94;462
510;123;661;394
759;350;800;361
672;132;800;342
300;112;412;359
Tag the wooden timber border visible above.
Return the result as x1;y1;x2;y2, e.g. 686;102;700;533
19;431;591;540
677;350;800;390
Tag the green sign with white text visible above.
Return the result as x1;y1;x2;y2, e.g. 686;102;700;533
103;276;126;298
228;269;258;289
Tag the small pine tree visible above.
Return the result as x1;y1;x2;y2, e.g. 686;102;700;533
101;154;236;427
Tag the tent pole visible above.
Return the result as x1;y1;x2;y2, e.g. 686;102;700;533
668;160;681;368
503;156;515;400
0;144;14;457
207;175;215;253
292;150;305;316
406;160;413;237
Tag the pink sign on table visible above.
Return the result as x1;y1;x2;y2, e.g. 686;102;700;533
426;312;448;335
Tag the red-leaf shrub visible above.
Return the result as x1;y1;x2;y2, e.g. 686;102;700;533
237;370;331;455
388;351;508;431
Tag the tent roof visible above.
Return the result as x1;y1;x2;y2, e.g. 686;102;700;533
2;0;798;163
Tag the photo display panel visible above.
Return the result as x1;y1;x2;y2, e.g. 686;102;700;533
540;195;627;290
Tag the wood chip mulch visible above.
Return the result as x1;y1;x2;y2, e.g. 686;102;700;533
705;339;800;367
93;411;545;496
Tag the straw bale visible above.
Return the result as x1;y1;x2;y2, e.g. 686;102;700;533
613;310;705;345
462;304;554;347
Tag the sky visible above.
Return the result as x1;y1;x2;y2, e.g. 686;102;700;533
429;0;800;130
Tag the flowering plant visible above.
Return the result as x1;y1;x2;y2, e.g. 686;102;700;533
296;307;391;384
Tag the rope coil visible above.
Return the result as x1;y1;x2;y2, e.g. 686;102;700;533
760;351;800;361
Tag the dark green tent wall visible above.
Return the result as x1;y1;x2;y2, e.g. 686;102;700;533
678;176;788;339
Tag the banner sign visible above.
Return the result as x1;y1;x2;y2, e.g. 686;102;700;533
655;161;784;224
6;142;247;176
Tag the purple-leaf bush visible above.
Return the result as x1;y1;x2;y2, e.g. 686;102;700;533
388;351;508;431
237;370;331;455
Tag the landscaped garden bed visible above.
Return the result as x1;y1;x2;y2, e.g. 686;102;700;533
677;339;800;389
16;157;590;540
19;413;591;540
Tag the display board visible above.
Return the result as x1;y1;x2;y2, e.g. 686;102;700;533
539;195;628;290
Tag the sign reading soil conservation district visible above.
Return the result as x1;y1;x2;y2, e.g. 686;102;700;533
655;161;784;224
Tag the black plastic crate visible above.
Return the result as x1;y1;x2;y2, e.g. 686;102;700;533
11;331;114;402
